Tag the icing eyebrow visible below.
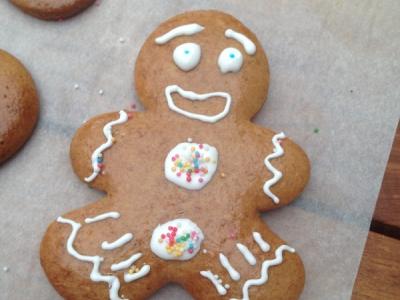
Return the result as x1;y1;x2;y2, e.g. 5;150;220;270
225;29;256;55
155;23;205;45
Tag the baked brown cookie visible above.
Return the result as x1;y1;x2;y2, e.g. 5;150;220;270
10;0;96;21
41;10;310;300
0;49;39;164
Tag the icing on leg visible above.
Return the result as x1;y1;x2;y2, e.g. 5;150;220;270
57;217;123;300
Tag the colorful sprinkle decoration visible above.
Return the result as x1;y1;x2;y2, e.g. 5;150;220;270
151;218;204;260
158;223;201;257
164;141;218;190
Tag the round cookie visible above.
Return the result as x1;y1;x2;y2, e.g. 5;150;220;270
10;0;96;21
0;49;39;164
40;10;310;300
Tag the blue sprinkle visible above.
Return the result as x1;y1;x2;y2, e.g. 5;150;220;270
97;156;103;163
184;50;190;54
230;53;235;58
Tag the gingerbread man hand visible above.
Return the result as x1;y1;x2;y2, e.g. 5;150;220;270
41;10;310;300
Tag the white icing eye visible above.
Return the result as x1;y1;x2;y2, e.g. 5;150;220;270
218;47;243;73
173;43;201;71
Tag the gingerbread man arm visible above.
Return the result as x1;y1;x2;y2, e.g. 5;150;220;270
70;111;135;191
248;123;310;212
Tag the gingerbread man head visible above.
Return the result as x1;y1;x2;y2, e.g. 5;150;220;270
41;10;310;300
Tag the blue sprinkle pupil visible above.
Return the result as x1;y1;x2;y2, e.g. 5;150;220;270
230;53;235;58
184;50;190;54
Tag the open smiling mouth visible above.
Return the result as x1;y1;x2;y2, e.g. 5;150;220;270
165;85;232;123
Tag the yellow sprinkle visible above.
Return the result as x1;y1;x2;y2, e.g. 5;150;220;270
205;157;210;162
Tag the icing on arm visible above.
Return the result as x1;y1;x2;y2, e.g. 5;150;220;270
85;111;128;183
263;132;286;204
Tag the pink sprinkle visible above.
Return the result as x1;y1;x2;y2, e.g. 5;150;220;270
177;172;181;177
172;157;176;161
188;249;194;254
199;144;203;149
168;226;172;231
127;112;133;119
131;103;136;110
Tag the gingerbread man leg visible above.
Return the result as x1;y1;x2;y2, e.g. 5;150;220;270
41;197;173;300
161;217;304;300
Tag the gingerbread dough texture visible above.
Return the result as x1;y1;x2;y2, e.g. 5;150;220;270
0;49;39;164
10;0;95;20
41;11;310;300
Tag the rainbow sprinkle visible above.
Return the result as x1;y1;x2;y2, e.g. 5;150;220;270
171;144;212;184
158;223;201;257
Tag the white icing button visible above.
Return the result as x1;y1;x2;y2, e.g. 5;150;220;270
150;218;204;261
164;142;218;190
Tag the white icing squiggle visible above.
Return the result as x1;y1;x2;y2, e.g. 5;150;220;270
111;253;143;272
200;270;227;296
101;233;133;251
219;253;240;281
225;29;256;55
165;85;232;123
57;217;123;300
252;232;270;252
233;245;295;300
84;111;128;183
236;243;256;266
263;132;286;204
155;23;204;44
124;265;151;283
85;212;120;224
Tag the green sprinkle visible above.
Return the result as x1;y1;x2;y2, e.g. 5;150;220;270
313;128;320;134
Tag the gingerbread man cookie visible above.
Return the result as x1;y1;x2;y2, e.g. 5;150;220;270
0;49;39;164
10;0;95;21
41;11;310;300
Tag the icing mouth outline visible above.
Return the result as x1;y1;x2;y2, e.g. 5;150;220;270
165;85;232;123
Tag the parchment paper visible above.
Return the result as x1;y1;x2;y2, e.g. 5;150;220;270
0;1;399;299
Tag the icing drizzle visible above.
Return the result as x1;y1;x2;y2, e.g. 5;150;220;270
57;217;123;300
263;132;286;204
85;212;120;224
165;85;232;123
101;233;133;250
155;23;204;45
252;232;270;252
124;265;151;283
219;253;240;281
200;270;227;296
85;111;128;183
225;29;256;55
236;243;256;266
111;253;143;272
233;245;295;300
